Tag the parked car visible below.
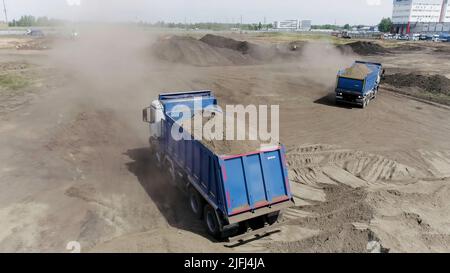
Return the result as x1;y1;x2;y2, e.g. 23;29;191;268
432;34;441;42
383;33;394;40
419;34;429;41
25;29;44;37
439;34;450;42
410;34;420;41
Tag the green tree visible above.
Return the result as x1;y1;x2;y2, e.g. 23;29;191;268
378;17;393;33
343;24;350;30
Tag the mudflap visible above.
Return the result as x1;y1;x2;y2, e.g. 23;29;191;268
223;220;285;248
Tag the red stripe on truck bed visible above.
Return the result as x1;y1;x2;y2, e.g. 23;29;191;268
221;146;281;160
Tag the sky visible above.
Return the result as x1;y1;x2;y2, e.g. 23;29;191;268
4;0;393;25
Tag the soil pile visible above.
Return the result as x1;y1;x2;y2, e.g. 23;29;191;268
200;34;250;54
338;41;389;56
152;35;257;66
384;73;450;95
152;34;300;66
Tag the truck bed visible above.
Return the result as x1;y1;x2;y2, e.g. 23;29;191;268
159;91;294;224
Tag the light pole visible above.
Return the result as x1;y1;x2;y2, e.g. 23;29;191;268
2;0;7;27
67;0;81;38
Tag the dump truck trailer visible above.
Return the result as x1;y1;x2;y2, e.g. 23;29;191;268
335;61;384;108
143;90;295;240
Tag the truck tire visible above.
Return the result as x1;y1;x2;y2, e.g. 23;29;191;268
204;204;221;238
154;152;162;169
189;188;204;219
149;139;162;169
165;158;177;187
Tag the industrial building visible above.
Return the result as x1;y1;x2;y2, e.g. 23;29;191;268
273;19;312;31
392;0;450;33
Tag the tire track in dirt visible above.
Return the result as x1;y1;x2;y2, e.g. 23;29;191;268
237;144;450;253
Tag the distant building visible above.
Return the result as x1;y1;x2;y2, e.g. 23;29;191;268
392;0;450;33
299;20;312;31
273;20;299;30
273;19;312;31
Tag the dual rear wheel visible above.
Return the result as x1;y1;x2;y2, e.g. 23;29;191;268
189;188;221;238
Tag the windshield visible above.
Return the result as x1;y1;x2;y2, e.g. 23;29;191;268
337;77;364;92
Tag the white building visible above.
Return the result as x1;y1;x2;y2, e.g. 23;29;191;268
392;0;450;33
273;20;299;30
273;19;312;31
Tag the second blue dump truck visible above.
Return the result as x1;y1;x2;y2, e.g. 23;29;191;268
335;61;384;108
143;90;295;240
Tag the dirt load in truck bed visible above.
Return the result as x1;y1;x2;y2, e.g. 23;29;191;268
340;63;372;79
178;110;272;155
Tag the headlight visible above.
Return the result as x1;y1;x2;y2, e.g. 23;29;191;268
358;95;362;99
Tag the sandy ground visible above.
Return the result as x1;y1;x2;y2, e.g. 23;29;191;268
0;29;450;253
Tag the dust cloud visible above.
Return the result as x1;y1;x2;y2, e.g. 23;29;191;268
48;25;180;142
298;41;355;87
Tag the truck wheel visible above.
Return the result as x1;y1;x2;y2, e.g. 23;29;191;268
204;205;221;238
166;159;177;186
154;152;162;169
362;99;367;109
189;188;204;219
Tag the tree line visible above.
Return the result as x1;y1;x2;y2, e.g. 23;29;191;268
311;18;393;33
8;15;65;27
7;15;393;33
141;21;273;31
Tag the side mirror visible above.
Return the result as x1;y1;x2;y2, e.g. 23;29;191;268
143;107;150;123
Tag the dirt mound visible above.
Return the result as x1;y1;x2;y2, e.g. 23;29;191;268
200;34;250;54
152;34;300;66
338;41;389;56
152;35;257;66
383;73;450;95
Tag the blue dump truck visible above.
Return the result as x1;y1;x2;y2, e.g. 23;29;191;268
335;61;384;108
143;91;295;240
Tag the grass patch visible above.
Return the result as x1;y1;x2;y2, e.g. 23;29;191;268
0;73;30;92
248;32;343;44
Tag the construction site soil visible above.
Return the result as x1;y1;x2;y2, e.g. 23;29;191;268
384;73;450;95
1;29;450;253
338;41;390;56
